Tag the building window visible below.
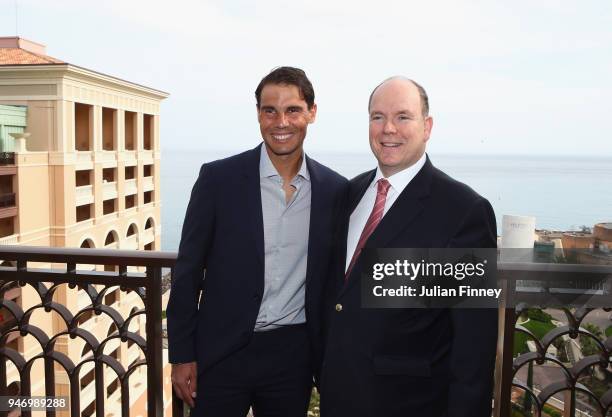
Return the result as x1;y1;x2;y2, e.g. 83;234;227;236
103;199;117;215
124;111;136;151
145;218;154;229
126;224;137;237
104;289;118;305
125;194;136;209
104;231;118;246
75;170;92;187
125;166;135;180
80;239;94;248
76;204;92;222
102;167;116;183
0;218;14;239
143;114;153;150
75;103;92;151
76;309;93;326
0;175;13;194
143;164;153;177
102;107;116;151
144;242;154;251
144;191;153;204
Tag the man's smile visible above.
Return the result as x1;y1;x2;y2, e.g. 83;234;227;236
271;133;294;141
380;141;402;148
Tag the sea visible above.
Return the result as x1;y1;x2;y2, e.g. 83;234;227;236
159;150;612;251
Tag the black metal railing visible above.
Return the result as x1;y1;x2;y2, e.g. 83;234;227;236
0;153;15;166
495;261;612;417
0;245;176;417
0;246;610;417
0;193;16;209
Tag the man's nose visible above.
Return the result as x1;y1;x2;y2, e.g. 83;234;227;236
276;113;289;128
383;119;397;134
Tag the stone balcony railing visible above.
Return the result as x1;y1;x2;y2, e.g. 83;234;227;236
75;185;94;206
103;181;118;200
0;234;18;245
142;228;155;245
124;179;137;196
124;234;138;250
75;151;93;169
143;176;154;192
138;150;154;165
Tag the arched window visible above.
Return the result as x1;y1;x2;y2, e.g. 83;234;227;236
145;218;154;230
80;239;95;248
104;231;118;245
126;224;137;237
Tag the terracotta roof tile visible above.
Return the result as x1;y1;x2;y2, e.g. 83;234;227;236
0;48;65;65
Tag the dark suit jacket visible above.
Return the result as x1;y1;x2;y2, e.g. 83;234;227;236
321;156;498;417
167;144;348;379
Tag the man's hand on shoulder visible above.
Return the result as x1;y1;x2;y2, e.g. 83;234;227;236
171;361;197;408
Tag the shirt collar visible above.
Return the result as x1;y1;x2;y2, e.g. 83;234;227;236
259;143;310;181
371;152;427;193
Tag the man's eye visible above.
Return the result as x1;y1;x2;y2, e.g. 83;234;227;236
371;115;383;121
264;109;276;114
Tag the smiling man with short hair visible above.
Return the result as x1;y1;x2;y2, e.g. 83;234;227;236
167;66;347;417
320;77;498;417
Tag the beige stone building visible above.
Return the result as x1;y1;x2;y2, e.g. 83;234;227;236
0;37;171;416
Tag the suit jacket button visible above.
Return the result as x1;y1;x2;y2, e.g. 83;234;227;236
335;303;343;312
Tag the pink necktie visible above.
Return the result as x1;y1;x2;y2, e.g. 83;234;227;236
345;178;391;280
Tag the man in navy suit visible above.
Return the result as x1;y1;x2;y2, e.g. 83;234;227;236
320;77;498;417
167;66;347;417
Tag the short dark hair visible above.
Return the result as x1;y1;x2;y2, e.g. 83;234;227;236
368;77;430;118
255;66;315;110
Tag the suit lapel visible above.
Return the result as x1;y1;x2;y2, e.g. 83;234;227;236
339;158;434;297
349;170;376;215
243;144;265;267
335;170;375;294
305;156;324;285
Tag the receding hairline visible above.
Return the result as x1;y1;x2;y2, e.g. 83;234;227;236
367;76;429;117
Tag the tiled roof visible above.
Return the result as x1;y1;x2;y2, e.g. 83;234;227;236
0;47;65;65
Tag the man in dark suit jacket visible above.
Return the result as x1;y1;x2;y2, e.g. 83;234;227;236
167;67;347;417
320;77;498;417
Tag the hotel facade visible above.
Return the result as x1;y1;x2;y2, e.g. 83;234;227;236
0;37;170;416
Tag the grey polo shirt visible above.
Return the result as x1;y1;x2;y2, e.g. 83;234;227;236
255;145;311;331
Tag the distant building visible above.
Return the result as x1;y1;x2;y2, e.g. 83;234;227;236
0;37;169;417
593;222;612;251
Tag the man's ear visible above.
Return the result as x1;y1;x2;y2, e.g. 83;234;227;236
423;116;433;142
308;103;318;124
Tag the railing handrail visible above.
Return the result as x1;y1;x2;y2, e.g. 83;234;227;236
498;261;612;274
0;245;176;267
2;245;606;274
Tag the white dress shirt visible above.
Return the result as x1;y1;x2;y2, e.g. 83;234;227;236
345;153;427;272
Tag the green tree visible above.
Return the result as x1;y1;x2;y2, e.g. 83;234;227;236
579;323;603;356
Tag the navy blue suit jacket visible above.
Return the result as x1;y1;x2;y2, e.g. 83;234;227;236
167;144;348;378
321;157;498;417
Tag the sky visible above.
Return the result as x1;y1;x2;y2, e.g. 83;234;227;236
1;0;612;157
